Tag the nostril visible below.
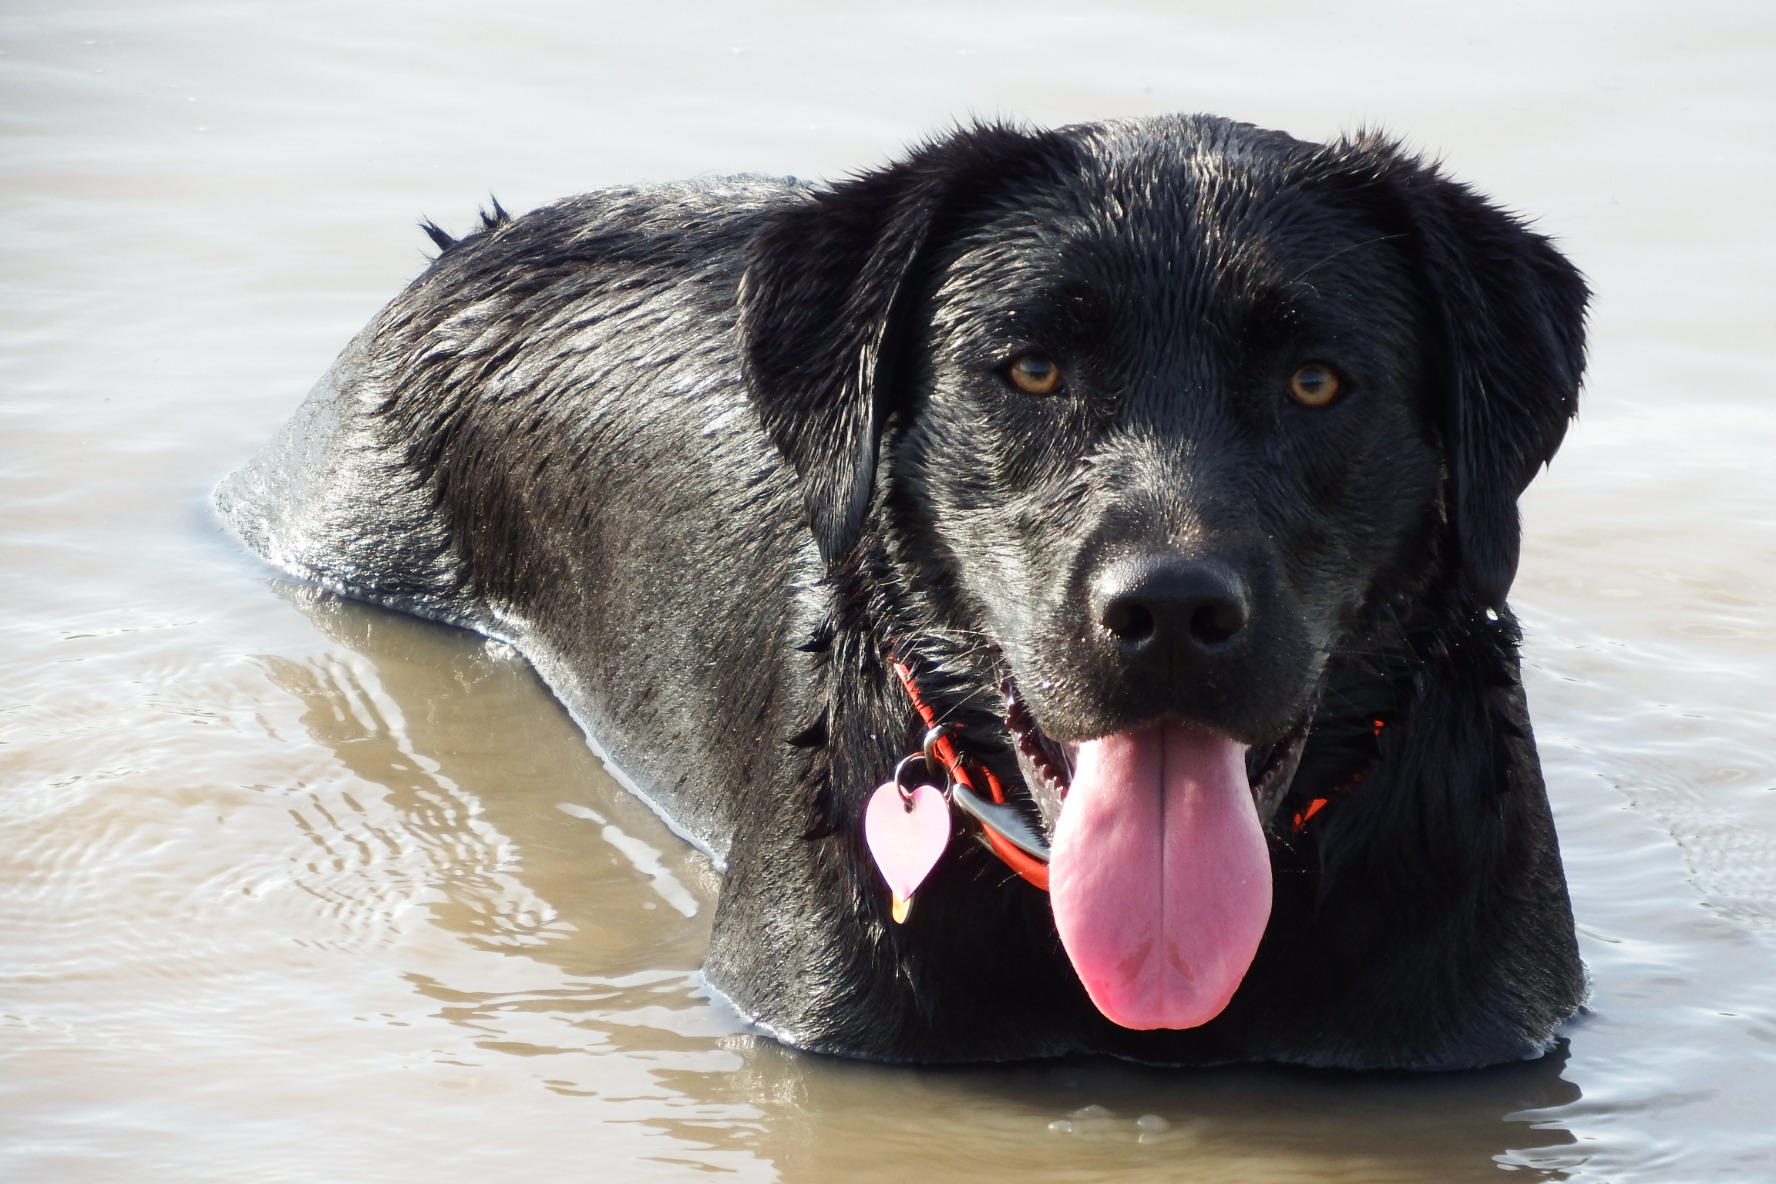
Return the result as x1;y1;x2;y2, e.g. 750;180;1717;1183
1091;555;1251;658
1189;599;1246;646
1101;598;1155;643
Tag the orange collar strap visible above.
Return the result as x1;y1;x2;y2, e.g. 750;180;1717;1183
889;660;1051;892
1288;718;1384;834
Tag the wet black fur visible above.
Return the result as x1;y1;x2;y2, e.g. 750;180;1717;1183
222;115;1587;1068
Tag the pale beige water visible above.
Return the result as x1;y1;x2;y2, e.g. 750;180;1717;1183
3;2;1774;1180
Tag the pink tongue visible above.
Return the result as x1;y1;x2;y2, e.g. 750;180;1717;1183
1050;722;1272;1030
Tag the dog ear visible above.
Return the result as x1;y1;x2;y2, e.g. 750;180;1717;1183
1318;138;1589;609
740;124;1075;567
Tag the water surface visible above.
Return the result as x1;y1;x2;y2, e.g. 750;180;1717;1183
4;2;1774;1180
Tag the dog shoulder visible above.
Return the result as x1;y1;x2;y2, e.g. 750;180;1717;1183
216;176;807;628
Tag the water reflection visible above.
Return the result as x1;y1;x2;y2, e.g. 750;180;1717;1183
271;583;1581;1181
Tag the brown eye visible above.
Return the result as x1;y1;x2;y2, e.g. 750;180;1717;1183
1287;363;1342;407
1007;354;1062;395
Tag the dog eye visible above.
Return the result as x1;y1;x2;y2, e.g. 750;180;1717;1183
1006;354;1062;395
1287;363;1342;407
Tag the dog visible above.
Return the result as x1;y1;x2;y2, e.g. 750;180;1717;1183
218;114;1587;1069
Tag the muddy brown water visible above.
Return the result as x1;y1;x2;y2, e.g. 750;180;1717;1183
4;2;1774;1180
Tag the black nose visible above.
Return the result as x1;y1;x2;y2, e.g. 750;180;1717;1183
1093;556;1250;661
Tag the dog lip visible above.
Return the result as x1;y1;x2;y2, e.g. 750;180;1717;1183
1243;709;1313;824
1003;679;1076;796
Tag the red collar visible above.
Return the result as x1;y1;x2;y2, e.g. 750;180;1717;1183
890;663;1372;876
889;660;1051;892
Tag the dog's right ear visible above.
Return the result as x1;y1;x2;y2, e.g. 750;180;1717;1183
1401;167;1588;611
740;124;1075;568
1306;136;1589;609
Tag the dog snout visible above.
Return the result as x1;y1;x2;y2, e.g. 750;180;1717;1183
1091;555;1251;668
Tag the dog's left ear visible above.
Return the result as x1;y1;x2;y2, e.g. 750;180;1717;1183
740;124;1076;568
1317;138;1589;609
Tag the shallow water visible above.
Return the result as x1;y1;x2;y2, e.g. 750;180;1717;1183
3;1;1774;1180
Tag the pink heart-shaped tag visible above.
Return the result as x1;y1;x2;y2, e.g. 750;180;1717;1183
864;780;951;908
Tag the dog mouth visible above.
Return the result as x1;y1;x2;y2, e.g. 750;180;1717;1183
1003;682;1309;823
1001;680;1309;1031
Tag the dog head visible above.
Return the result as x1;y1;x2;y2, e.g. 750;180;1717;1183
740;114;1586;1030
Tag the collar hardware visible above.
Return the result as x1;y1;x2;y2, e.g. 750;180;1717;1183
888;660;1051;892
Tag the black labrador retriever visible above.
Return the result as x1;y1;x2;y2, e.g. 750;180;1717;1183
219;114;1587;1069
